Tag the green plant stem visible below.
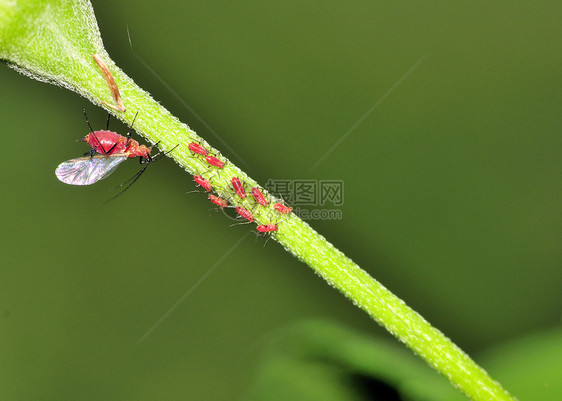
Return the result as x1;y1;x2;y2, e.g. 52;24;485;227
0;1;516;400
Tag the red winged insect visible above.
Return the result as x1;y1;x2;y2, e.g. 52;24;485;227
273;202;292;214
208;194;228;208
251;187;268;207
55;110;175;197
235;206;254;223
256;224;278;233
231;176;247;199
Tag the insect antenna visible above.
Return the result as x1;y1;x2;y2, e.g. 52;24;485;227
105;162;149;202
152;143;179;161
82;108;109;155
82;108;96;133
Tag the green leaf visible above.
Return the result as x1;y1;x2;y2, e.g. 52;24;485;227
245;320;466;401
479;328;562;401
247;322;562;401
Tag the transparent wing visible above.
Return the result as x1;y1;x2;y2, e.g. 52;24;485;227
55;155;128;186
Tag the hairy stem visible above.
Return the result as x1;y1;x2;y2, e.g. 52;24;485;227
0;1;516;400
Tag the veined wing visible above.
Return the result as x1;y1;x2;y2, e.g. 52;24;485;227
55;155;128;186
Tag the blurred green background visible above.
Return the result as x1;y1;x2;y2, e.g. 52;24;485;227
1;1;561;400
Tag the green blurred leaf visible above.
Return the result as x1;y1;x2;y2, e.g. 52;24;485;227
480;328;562;401
246;322;562;401
244;320;467;401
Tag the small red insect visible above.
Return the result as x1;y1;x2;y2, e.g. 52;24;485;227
188;142;209;156
274;203;292;214
231;177;246;199
209;194;228;208
236;206;254;223
205;155;225;169
256;224;277;233
56;110;174;196
194;175;212;192
251;187;268;207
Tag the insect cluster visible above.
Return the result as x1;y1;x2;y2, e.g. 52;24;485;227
55;53;292;238
188;141;293;236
